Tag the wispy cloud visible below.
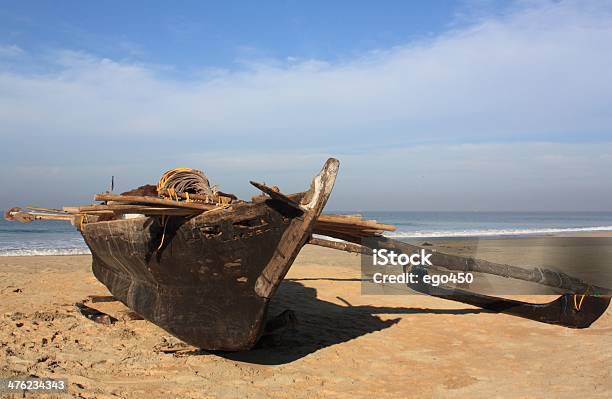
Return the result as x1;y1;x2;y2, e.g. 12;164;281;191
0;44;23;57
1;1;611;143
1;0;611;210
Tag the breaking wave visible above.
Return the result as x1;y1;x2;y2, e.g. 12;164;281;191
385;225;612;238
0;248;91;256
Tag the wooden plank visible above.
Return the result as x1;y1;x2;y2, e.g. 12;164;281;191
317;215;396;231
249;181;305;210
94;194;217;211
79;204;199;216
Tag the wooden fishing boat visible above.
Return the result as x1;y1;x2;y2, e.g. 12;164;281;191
4;157;612;351
79;159;339;351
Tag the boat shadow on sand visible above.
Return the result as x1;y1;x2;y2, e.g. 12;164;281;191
207;280;486;365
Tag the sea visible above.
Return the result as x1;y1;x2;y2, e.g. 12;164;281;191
2;211;612;256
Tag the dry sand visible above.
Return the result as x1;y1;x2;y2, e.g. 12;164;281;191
0;242;611;398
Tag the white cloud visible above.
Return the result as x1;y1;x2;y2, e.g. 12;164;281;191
0;44;23;57
0;0;610;145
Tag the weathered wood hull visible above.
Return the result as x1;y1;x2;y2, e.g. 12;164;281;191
81;159;339;350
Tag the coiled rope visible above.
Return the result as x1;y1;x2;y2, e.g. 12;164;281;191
157;168;217;203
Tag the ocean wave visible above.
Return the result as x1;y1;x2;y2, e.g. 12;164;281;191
0;248;91;256
385;225;612;238
3;226;612;255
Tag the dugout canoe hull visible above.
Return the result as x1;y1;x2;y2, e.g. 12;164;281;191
80;159;339;351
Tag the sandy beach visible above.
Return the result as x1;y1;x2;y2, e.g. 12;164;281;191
1;239;611;398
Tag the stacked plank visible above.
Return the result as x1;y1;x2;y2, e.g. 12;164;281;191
89;193;396;239
91;194;217;214
314;214;395;240
5;194;395;241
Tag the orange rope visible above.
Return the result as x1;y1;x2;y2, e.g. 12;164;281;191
573;286;592;311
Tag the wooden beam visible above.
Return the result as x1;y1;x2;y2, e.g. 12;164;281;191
79;204;199;214
6;210;74;223
365;236;612;296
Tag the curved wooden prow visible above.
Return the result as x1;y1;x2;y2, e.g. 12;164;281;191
254;158;340;298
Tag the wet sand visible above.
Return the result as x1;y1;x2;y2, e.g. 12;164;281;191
0;239;611;398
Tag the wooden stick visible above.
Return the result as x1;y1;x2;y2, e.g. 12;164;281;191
308;237;372;254
94;194;217;211
26;206;67;214
6;210;75;223
317;215;396;231
80;204;197;213
30;213;74;221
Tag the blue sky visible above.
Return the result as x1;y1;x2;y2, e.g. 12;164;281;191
1;0;612;211
1;1;463;73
